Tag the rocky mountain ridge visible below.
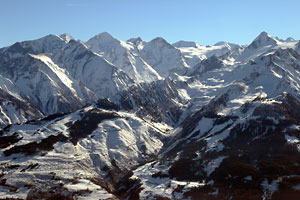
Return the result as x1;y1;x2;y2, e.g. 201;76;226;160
1;32;300;199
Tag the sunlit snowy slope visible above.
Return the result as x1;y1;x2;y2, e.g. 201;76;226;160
1;32;300;199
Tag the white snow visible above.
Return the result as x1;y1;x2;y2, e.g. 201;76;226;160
65;179;113;200
261;179;280;194
244;176;253;181
86;32;162;82
285;134;300;151
131;161;206;199
29;53;76;95
1;31;300;198
204;156;227;176
0;105;168;198
209;188;219;196
0;187;30;199
175;42;242;67
205;129;230;152
189;117;213;139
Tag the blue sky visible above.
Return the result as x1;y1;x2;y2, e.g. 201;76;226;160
1;0;300;47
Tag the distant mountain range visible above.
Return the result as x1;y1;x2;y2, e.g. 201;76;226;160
0;32;300;199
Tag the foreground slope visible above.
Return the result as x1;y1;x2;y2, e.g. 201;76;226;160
0;102;172;199
0;77;185;199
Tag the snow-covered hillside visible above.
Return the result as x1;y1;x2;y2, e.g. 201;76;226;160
86;32;161;82
1;31;300;199
173;40;244;67
86;32;191;80
0;103;170;199
138;37;190;77
0;34;136;127
126;32;300;199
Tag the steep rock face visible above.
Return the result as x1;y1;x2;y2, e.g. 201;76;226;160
248;31;278;50
0;34;136;124
295;41;300;54
191;55;225;76
113;78;187;125
0;87;43;127
0;53;88;115
87;33;191;79
0;35;97;120
52;39;135;99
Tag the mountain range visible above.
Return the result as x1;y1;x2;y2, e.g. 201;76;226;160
0;31;300;199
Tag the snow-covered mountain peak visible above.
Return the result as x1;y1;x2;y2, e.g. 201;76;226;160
92;32;115;40
285;36;296;42
38;34;64;42
173;40;202;48
275;36;297;43
100;31;112;36
85;32;121;53
151;36;167;42
127;37;143;44
248;31;278;49
58;33;73;43
63;38;92;55
33;34;66;45
175;40;244;68
214;41;229;46
85;33;161;82
148;37;173;48
237;32;298;63
146;37;175;50
140;37;189;77
17;34;67;55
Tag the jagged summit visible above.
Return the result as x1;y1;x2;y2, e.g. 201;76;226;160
86;32;120;49
248;31;278;49
276;36;296;42
127;36;142;44
285;36;296;42
59;33;73;43
173;40;201;48
214;41;229;46
91;31;115;40
149;37;170;45
85;33;162;82
32;34;67;46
